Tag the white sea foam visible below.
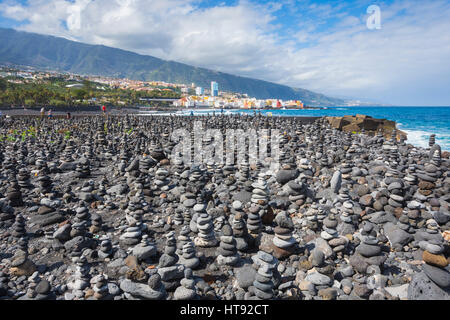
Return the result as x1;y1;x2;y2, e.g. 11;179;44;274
400;127;450;151
401;129;431;149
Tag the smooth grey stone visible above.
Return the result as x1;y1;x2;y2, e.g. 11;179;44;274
407;271;450;300
423;264;450;288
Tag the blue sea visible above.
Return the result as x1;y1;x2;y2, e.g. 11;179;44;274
175;106;450;151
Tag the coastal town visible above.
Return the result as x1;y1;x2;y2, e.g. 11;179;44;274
0;65;308;110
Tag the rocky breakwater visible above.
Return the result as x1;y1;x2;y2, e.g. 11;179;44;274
326;115;407;141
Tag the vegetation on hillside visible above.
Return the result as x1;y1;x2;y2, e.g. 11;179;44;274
0;77;180;107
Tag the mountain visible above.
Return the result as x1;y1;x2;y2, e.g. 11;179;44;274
0;28;346;106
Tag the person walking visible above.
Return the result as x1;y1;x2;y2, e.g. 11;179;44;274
48;109;53;119
102;105;106;116
40;107;45;119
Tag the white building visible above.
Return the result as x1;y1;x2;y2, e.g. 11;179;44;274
195;87;204;95
211;81;219;97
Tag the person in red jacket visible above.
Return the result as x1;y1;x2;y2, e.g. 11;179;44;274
102;105;106;115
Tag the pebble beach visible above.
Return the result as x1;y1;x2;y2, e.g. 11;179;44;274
0;113;449;301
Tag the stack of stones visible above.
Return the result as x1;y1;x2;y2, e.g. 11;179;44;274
271;211;297;259
429;134;436;147
251;250;280;288
173;207;184;225
6;176;23;207
194;211;217;248
75;157;90;178
174;268;197;300
286;179;307;207
70;205;91;238
351;222;386;274
337;201;357;236
157;232;185;291
120;221;143;246
214;216;226;233
409;219;449;299
247;206;263;242
231;202;249;252
60;141;76;168
385;179;405;215
405;165;418;186
153;168;170;195
149;142;166;162
183;208;191;226
89;213;102;234
251;173;269;210
340;161;353;186
335;187;351;206
316;203;329;229
251;264;275;300
132;235;157;262
237;160;250;188
303;203;319;233
120;197;145;246
98;237;113;259
139;153;155;174
37;167;53;195
216;224;240;266
178;238;200;269
321;213;339;244
0;201;15;228
17;168;32;189
67;255;91;295
91;274;109;300
430;148;441;167
11;214;27;240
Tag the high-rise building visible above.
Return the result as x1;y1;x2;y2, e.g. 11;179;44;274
196;87;204;95
211;81;219;97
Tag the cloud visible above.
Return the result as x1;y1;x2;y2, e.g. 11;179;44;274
1;0;450;105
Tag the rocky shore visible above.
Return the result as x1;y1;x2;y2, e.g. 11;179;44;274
0;113;448;300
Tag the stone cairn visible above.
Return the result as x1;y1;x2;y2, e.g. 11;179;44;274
5;176;23;207
385;178;405;215
303;203;319;233
216;224;240;266
132;234;157;262
231;201;249;252
409;220;449;299
67;255;91;294
194;210;218;248
337;201;357;236
350;222;386;274
17;167;32;189
75;157;90;178
0;200;15;228
98;236;113;259
271;211;297;260
247;205;263;244
157;232;185;291
250;251;279;300
173;207;184;225
174;268;198;300
120;197;145;246
178;230;200;270
70;205;91;238
91;274;109;300
251;172;270;219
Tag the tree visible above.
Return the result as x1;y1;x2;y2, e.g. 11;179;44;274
0;78;7;91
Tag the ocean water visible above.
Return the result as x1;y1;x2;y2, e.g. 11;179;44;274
175;106;450;151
